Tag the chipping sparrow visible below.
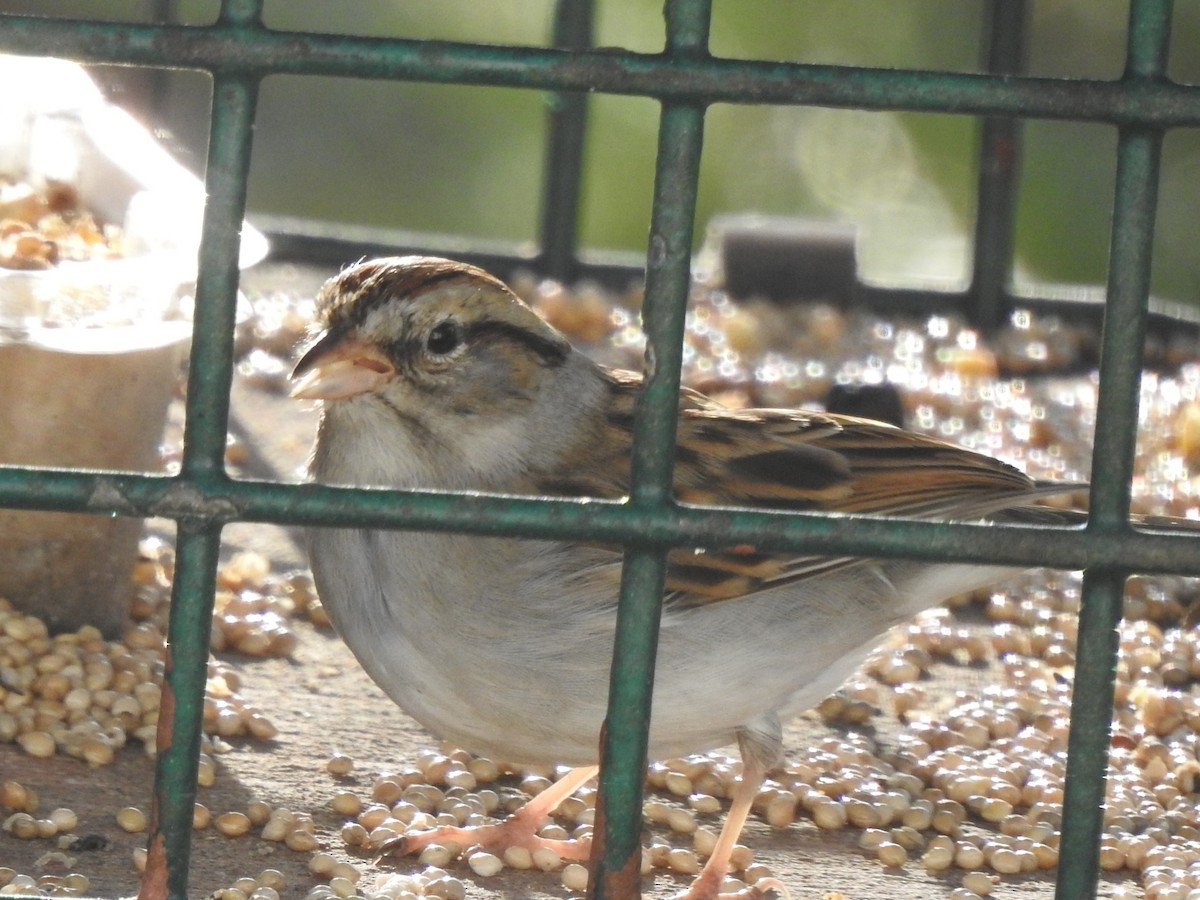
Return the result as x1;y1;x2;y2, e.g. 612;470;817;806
292;256;1076;899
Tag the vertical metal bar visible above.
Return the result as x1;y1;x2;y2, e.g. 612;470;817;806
588;1;710;897
178;72;261;479
1055;3;1170;897
969;0;1028;331
144;74;260;892
143;3;264;897
140;524;222;900
536;0;593;282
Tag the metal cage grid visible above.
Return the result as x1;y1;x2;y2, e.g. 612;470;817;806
2;0;1199;898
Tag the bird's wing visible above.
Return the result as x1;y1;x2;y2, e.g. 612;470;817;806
530;369;1083;608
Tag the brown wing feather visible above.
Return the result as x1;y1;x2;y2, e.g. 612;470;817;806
528;368;1078;608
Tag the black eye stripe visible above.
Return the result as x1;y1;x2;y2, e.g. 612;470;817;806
464;321;568;366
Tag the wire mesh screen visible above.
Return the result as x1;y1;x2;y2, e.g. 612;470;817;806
1;1;1198;899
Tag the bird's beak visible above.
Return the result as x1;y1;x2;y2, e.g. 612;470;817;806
290;332;396;401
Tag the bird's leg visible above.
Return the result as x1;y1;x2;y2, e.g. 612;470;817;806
380;764;599;862
671;738;789;900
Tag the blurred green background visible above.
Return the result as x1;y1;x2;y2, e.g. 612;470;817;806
3;1;1200;304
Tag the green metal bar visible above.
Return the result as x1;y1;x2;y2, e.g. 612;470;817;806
590;2;710;895
1;467;1198;575
536;0;593;282
1056;2;1170;897
969;0;1027;331
180;76;261;478
5;15;1200;126
144;0;264;890
141;523;222;900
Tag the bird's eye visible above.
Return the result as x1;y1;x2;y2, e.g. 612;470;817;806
425;321;461;356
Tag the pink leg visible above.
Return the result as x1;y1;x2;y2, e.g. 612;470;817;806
380;764;600;861
671;751;788;900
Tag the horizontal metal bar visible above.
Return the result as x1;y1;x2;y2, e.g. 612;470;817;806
3;16;1200;126
0;466;1194;575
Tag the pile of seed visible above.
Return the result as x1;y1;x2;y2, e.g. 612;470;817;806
0;542;318;773
0;178;125;271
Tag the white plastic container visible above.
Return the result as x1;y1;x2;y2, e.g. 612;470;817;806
0;56;267;635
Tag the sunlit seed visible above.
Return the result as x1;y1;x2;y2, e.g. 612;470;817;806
877;842;907;868
933;809;961;836
922;844;954;872
245;800;272;826
64;873;90;893
858;829;888;851
811;800;847;830
81;737;114;767
308;853;337;877
955;842;985;869
978;798;1012;823
285;829;318;852
765;793;797;828
667;807;697;833
340;821;369;848
467;757;500;783
845;799;880;828
246;713;278;740
424;876;467;900
0;782;30;811
561;863;588;891
665;772;693;797
503;846;533;870
729;844;755;871
329;792;362;817
4;813;38;839
667;848;700;874
680;826;714;863
467;852;503;877
962;872;997;895
519;775;552;796
890;826;926;852
188;803;210;830
197;756;216;787
215;812;252;837
48;808;77;832
17;731;55;758
116;807;147;833
264;816;296;844
643;800;670;823
989;847;1021;874
356;804;391;830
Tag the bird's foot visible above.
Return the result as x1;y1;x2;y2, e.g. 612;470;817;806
377;807;590;863
669;874;790;900
378;764;598;866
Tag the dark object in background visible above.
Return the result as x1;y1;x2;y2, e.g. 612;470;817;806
825;381;905;428
715;215;858;304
